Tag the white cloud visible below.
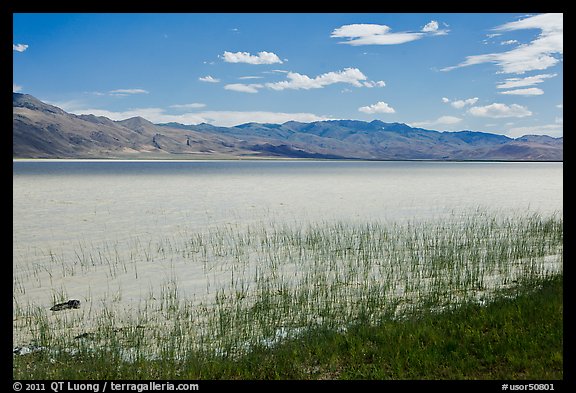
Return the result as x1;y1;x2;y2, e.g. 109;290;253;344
331;20;448;46
332;24;391;38
507;124;563;138
224;68;386;93
468;103;532;118
190;111;331;126
363;80;386;88
199;75;220;83
500;39;519;45
499;88;544;96
422;21;439;33
358;101;395;114
13;84;22;92
13;43;28;52
266;68;369;91
220;68;379;94
496;73;557;89
331;23;423;45
238;76;264;80
435;115;462;124
108;89;149;96
421;20;449;35
410;116;462;128
46;99;87;112
442;97;478;109
222;51;283;64
451;97;479;109
66;107;166;121
442;13;562;74
224;83;263;93
169;103;206;109
67;106;331;127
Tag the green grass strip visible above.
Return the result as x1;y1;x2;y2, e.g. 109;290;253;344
13;274;562;380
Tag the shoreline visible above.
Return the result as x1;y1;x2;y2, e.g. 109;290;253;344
12;157;564;163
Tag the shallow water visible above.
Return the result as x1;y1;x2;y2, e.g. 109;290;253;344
13;160;563;347
13;159;563;241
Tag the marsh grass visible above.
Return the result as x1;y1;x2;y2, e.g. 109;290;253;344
13;210;563;379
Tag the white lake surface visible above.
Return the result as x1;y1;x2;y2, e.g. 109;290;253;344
13;160;563;346
13;159;563;243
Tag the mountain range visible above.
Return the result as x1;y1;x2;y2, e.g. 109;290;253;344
13;93;563;161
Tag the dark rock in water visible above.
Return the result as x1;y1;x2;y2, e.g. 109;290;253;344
74;332;96;340
13;345;46;356
50;299;80;311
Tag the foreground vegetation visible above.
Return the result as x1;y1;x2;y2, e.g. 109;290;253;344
13;211;563;379
13;274;563;379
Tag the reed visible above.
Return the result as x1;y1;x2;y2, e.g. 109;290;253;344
13;209;563;378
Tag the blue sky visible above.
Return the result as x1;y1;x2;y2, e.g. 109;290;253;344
13;13;563;137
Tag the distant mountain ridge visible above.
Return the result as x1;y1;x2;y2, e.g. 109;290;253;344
13;93;563;161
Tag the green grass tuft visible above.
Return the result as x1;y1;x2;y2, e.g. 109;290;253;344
13;211;563;380
13;274;562;380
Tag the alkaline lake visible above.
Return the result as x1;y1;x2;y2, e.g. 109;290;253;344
12;160;563;349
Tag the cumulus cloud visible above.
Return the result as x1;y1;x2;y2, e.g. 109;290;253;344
363;80;386;88
421;20;449;35
468;103;532;118
442;97;479;109
266;68;369;91
496;73;557;89
421;21;439;33
433;115;462;124
224;83;263;93
87;89;150;97
331;24;420;45
226;68;383;93
67;106;331;127
499;88;544;96
199;75;220;83
507;123;562;138
13;43;28;52
411;115;463;128
331;20;448;46
169;103;206;109
442;13;562;74
108;89;149;96
453;98;478;109
358;101;395;114
222;51;283;64
13;84;22;92
189;111;330;126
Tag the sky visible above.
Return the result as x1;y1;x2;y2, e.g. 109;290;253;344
12;13;563;137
